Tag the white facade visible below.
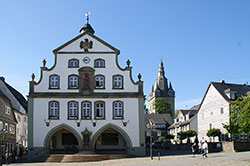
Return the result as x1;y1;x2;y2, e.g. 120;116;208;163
169;109;198;143
15;112;28;147
28;23;145;160
198;83;230;142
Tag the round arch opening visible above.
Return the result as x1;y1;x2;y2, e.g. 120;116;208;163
94;128;128;154
44;124;82;154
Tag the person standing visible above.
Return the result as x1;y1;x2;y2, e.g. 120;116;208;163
202;140;208;158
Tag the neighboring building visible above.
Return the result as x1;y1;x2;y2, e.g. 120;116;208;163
198;80;250;142
145;114;173;142
28;17;145;160
0;77;28;150
169;105;199;143
0;89;17;156
148;61;175;117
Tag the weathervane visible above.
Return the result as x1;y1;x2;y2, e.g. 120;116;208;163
85;11;91;24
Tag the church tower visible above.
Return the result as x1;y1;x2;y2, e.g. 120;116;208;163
148;60;175;118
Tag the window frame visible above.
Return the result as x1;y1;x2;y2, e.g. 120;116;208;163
68;58;79;68
68;74;79;89
94;101;105;120
95;75;105;89
81;101;92;120
113;100;124;120
4;123;8;132
220;107;224;114
94;59;105;68
49;74;60;89
68;101;79;120
9;124;15;134
48;101;60;120
113;75;123;89
5;106;10;115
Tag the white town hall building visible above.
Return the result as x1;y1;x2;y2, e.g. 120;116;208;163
28;17;145;160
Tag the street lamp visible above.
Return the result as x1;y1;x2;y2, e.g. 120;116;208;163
147;123;155;160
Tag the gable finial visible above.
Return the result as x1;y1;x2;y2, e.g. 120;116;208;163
85;11;91;24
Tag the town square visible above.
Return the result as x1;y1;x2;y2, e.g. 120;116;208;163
0;0;250;165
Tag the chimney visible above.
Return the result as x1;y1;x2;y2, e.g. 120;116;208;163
220;80;225;84
0;77;5;82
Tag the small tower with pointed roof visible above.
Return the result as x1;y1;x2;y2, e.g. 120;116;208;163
148;60;175;118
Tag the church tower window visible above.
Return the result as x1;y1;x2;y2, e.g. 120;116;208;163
49;101;59;119
81;101;91;119
113;75;123;89
94;59;105;68
68;59;79;68
94;101;105;119
49;75;60;89
68;101;78;119
68;75;78;89
95;75;105;89
113;101;123;119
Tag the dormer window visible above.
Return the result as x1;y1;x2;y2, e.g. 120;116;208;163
68;59;79;68
230;92;236;100
94;59;105;68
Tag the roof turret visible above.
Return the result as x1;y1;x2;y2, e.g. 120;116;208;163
80;12;95;34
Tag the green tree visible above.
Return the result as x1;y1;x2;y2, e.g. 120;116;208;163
223;95;250;138
166;133;175;140
153;98;172;115
185;130;197;143
207;128;222;142
177;131;187;144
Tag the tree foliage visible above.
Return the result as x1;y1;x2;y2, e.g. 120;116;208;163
153;98;172;115
177;130;197;143
185;130;197;138
166;133;175;140
207;128;221;142
177;131;187;143
223;95;250;137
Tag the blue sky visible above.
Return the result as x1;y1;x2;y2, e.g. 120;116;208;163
0;0;250;109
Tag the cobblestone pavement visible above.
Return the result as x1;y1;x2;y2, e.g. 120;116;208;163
5;151;250;166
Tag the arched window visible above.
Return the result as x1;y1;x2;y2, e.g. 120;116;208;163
113;101;124;119
49;101;59;119
81;101;91;119
68;59;79;68
68;101;78;119
94;59;105;68
95;75;105;89
113;75;123;89
68;75;78;88
49;75;60;89
94;101;105;119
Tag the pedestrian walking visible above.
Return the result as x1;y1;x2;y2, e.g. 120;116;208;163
5;150;9;165
202;140;208;158
198;140;203;154
191;143;197;155
19;147;23;160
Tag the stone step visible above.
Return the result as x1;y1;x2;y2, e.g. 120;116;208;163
45;154;130;162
